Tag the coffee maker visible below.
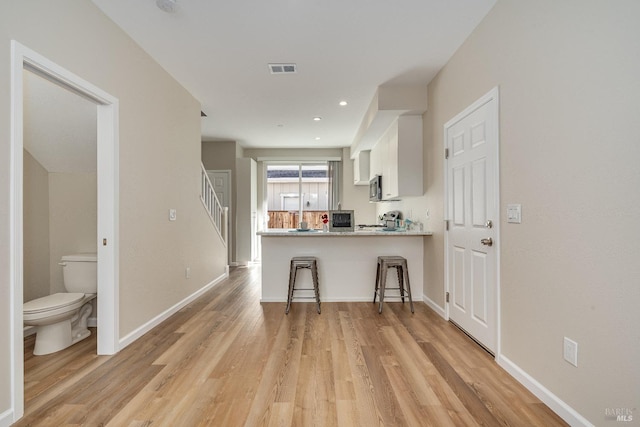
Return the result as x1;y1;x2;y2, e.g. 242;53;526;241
381;210;401;229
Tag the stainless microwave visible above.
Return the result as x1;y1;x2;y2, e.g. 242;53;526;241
369;175;382;202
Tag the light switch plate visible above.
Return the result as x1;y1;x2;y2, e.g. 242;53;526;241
169;209;177;221
563;337;578;367
507;204;521;223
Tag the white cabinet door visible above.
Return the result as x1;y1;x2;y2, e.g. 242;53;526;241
396;116;422;197
384;126;399;199
378;116;422;200
353;151;370;185
369;141;384;180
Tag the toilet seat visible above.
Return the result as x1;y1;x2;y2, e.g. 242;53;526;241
24;293;85;315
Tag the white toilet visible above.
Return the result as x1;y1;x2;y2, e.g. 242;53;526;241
23;253;97;356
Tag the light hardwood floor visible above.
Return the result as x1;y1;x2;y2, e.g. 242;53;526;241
18;266;567;426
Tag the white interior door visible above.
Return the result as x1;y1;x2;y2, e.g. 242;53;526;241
445;88;499;354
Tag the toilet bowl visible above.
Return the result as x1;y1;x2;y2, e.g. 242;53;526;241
23;253;97;356
24;293;96;355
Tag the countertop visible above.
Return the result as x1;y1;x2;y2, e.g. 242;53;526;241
257;229;433;237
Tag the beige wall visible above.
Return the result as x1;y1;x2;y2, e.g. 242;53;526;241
0;0;227;418
23;158;98;299
202;140;238;171
23;150;50;302
48;173;97;293
424;0;640;424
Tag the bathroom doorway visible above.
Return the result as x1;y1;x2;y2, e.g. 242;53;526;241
22;68;98;323
10;41;119;421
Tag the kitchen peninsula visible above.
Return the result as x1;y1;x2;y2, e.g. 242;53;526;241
257;229;432;303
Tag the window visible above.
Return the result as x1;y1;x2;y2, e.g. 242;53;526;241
266;162;339;229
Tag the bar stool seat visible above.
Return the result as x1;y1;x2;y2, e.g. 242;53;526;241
373;256;414;314
286;256;321;314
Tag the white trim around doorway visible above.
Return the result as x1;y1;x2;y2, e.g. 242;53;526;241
9;41;120;424
443;86;501;357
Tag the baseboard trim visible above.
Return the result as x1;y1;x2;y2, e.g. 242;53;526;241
118;271;229;350
0;408;14;427
497;354;593;427
423;295;446;319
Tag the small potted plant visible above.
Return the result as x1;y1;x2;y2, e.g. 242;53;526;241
321;213;329;232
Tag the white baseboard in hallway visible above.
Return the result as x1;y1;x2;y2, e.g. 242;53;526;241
118;271;229;350
0;408;14;427
497;354;593;427
424;295;446;319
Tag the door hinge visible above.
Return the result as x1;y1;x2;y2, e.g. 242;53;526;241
446;292;450;303
445;148;449;159
445;220;449;231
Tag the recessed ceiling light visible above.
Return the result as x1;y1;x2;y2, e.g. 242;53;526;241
315;137;321;140
313;117;322;121
339;101;348;106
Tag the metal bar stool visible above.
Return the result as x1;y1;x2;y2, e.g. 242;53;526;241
286;256;321;314
373;256;414;314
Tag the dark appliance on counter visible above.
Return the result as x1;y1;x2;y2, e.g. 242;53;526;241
329;210;354;232
369;175;382;202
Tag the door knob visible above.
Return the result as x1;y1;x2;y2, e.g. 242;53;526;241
480;238;493;247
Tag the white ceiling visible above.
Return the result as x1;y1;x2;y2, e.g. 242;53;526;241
90;0;496;149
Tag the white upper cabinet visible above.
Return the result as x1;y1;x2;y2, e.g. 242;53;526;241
350;84;426;197
369;143;383;180
353;151;370;185
372;116;423;200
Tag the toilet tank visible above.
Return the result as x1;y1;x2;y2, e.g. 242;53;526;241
60;253;97;293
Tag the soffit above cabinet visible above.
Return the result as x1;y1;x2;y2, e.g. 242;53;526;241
350;84;427;158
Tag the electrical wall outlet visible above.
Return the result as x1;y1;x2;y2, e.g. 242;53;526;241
563;337;578;367
185;267;191;279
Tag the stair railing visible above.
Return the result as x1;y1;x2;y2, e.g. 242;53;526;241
200;164;228;248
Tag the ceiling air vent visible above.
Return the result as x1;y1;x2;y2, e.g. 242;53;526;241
268;63;297;74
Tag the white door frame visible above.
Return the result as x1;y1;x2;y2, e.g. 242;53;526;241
443;86;501;358
10;41;119;421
